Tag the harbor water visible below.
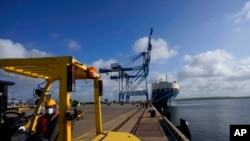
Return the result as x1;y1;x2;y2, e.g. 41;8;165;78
169;98;250;141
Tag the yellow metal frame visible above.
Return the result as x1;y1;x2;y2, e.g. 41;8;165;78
0;56;140;141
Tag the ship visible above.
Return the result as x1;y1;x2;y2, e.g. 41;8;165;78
150;76;191;140
151;75;179;118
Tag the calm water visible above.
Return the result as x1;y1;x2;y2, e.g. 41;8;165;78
168;99;250;141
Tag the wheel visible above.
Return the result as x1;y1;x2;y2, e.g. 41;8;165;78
2;111;28;126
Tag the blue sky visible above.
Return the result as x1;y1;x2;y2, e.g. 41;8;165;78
1;0;250;101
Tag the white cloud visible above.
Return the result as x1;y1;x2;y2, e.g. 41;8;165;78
183;54;192;62
0;39;53;100
240;1;250;20
92;58;117;70
0;39;53;58
133;37;177;63
65;39;81;50
231;1;250;23
178;49;250;99
0;39;27;58
90;58;121;101
179;50;234;79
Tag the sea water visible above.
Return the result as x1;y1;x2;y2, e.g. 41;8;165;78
168;99;250;141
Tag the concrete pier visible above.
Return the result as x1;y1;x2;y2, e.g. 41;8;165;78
19;103;189;141
71;103;189;141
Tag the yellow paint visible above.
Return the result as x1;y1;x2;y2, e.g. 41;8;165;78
0;56;140;141
92;131;140;141
94;78;103;135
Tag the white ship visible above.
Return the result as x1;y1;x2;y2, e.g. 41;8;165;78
151;76;179;115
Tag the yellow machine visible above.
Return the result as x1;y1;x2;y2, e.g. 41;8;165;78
0;56;140;141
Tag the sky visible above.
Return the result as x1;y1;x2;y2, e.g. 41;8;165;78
1;0;250;102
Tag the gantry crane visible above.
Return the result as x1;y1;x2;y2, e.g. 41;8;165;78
99;28;153;102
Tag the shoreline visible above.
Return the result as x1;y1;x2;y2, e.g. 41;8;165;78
175;96;250;101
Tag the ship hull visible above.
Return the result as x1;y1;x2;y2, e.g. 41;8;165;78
151;90;179;106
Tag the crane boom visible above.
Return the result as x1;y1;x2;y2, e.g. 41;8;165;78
99;28;153;102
